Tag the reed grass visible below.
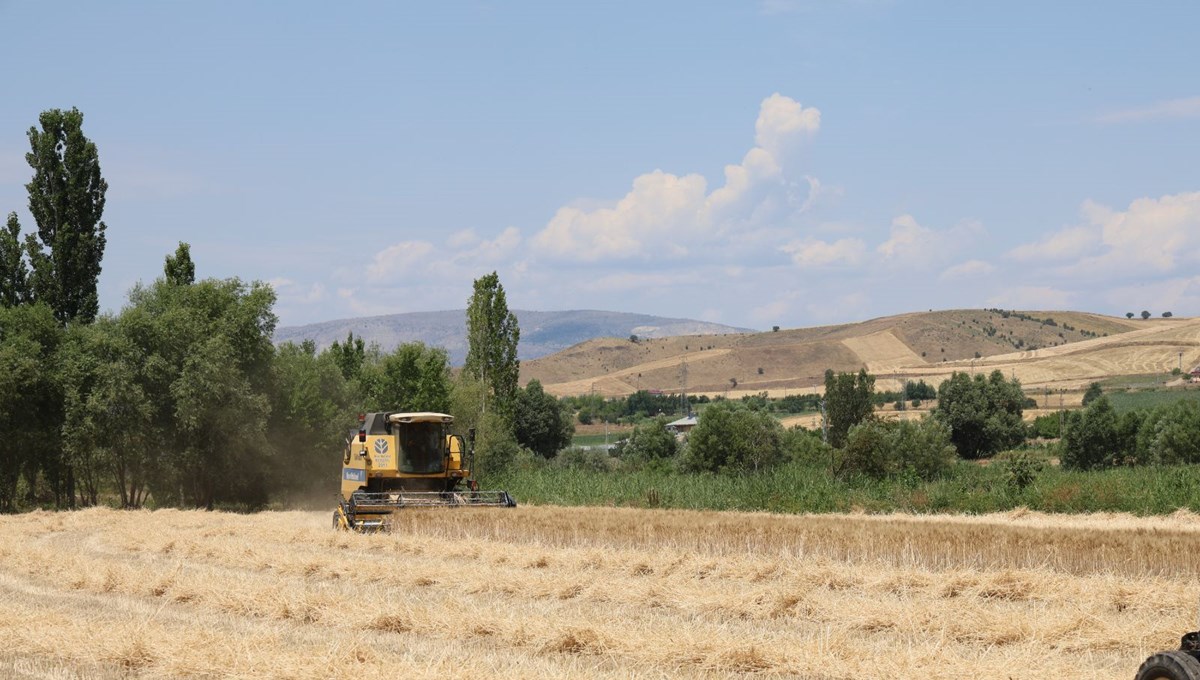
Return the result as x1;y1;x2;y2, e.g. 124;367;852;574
492;460;1200;515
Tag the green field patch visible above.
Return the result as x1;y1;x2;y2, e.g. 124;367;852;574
1107;388;1200;414
1098;373;1175;390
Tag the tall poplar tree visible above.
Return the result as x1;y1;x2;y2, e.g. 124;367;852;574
0;213;30;307
464;272;520;419
24;107;108;324
823;368;876;449
164;241;195;286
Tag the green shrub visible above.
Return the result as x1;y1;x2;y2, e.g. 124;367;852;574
682;402;785;473
838;417;956;481
1028;412;1062;439
1061;397;1119;470
998;450;1043;492
553;448;618;473
934;370;1026;459
1139;400;1200;465
784;426;830;466
616;416;677;461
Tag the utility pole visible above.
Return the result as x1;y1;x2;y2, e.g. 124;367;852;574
820;398;832;474
1058;389;1064;437
680;357;689;416
820;398;828;444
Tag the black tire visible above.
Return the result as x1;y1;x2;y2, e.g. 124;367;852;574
1136;651;1200;680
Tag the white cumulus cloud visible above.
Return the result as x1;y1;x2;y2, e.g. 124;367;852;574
1008;225;1100;262
755;92;821;158
1085;193;1200;271
450;226;522;265
1096;96;1200;124
876;215;980;266
987;286;1074;309
1017;192;1200;277
532;93;821;262
780;237;866;267
940;259;996;280
366;240;435;283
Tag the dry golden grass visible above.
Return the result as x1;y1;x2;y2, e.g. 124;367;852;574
2;506;1197;678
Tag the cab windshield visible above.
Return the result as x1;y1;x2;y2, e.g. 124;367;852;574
398;421;446;474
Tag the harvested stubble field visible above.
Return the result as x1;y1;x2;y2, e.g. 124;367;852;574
2;507;1198;679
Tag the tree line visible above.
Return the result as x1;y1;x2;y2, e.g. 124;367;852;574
576;367;1029;482
0;108;569;512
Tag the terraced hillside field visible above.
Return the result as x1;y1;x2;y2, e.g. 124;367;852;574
1;506;1196;679
523;310;1199;398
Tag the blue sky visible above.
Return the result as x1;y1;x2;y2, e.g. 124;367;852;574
1;0;1198;330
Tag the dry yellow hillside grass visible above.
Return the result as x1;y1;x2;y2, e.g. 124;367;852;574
525;310;1200;399
1;506;1195;679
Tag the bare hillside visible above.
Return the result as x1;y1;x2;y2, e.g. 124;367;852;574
522;309;1191;397
275;309;751;364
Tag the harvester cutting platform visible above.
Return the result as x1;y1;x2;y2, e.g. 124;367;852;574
333;411;515;531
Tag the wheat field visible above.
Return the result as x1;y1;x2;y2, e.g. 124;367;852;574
2;506;1197;679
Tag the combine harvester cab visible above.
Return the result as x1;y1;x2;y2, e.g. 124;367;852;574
333;411;515;531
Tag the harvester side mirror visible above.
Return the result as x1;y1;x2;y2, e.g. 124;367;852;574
468;427;476;445
358;429;366;443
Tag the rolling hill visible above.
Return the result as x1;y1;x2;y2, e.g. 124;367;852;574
274;310;752;364
522;309;1200;398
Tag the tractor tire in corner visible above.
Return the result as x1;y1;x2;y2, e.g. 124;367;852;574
1136;651;1200;680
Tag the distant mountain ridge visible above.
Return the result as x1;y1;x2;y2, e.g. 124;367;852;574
274;309;753;364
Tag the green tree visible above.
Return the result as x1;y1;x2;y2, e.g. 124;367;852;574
839;417;956;480
164;242;195;286
1081;382;1103;406
23;108;108;324
1141;310;1151;320
823;368;876;448
59;318;154;508
326;330;366;381
122;276;278;509
449;372;519;475
358;342;451;413
512;379;574;458
1115;409;1145;465
0;213;31;306
268;341;353;501
1137;400;1200;466
1060;396;1119;470
683;402;785;473
0;304;64;510
618;416;678;461
464;272;520;419
934;370;1026;459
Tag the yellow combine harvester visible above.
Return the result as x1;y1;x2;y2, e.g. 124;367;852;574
333;411;515;531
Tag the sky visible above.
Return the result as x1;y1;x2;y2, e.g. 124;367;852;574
1;0;1198;331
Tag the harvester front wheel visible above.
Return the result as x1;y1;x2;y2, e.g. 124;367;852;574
1136;651;1200;680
